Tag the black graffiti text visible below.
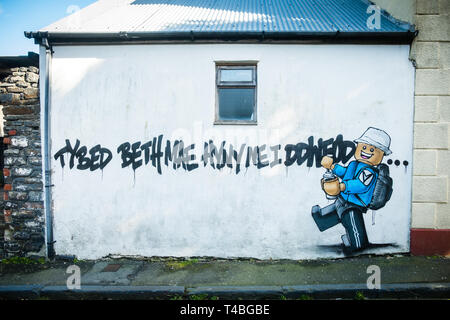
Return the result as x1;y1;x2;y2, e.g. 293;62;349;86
201;141;282;174
54;139;113;171
53;134;358;175
114;136;283;175
284;134;355;168
117;136;198;174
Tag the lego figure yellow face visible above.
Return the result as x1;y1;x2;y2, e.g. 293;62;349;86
354;142;384;166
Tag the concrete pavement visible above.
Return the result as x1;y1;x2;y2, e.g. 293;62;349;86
0;254;448;299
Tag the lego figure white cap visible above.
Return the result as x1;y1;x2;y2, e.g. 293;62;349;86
354;127;392;155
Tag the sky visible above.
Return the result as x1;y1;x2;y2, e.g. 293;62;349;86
0;0;96;56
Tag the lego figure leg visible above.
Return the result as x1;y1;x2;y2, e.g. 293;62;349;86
340;209;369;251
311;203;340;232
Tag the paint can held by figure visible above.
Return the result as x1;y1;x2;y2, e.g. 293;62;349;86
321;170;339;200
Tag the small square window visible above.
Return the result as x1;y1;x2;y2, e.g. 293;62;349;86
215;64;257;125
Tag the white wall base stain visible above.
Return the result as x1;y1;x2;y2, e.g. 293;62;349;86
46;44;415;259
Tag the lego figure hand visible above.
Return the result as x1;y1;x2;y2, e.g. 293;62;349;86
322;179;341;196
321;156;335;170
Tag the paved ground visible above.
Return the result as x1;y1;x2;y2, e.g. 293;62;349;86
0;254;448;299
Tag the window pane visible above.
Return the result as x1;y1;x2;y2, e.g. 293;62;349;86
218;88;255;121
220;69;253;82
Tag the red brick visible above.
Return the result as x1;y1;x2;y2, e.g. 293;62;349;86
3;184;12;191
411;228;450;256
8;129;17;136
3;137;11;145
3;168;10;177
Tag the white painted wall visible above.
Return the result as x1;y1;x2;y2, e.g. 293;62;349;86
47;44;415;259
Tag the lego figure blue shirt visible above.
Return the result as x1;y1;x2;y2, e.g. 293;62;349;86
333;161;378;207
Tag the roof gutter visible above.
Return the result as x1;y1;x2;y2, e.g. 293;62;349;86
25;30;417;45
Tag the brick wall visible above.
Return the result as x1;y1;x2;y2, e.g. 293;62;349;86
0;66;44;257
410;1;450;232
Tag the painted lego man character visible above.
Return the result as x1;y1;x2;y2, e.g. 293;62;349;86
312;127;392;253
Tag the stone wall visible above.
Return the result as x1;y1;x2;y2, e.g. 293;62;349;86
410;0;450;230
0;66;44;257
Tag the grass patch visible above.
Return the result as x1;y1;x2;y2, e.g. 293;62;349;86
354;291;366;300
170;294;220;300
1;256;46;265
73;258;85;264
166;258;199;270
189;294;209;300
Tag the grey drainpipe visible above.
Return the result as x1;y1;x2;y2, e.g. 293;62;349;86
41;36;55;259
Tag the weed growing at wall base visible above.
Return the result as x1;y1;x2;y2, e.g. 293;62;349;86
0;256;45;265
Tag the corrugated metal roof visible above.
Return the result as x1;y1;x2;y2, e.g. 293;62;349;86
40;0;413;34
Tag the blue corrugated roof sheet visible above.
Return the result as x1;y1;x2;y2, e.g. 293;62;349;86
40;0;413;34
